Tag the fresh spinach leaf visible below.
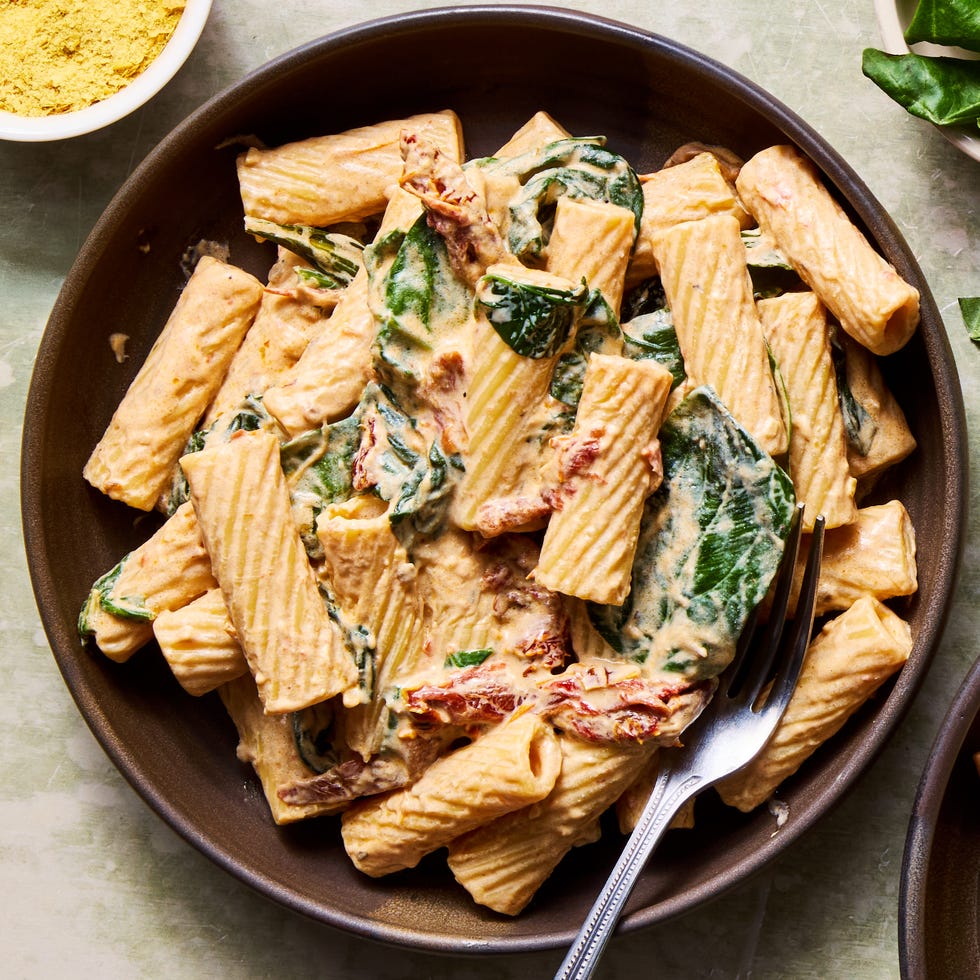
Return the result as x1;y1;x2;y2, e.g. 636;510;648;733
905;0;980;52
484;138;642;261
78;556;153;639
244;216;363;285
359;384;462;543
367;214;470;394
862;48;980;126
959;297;980;340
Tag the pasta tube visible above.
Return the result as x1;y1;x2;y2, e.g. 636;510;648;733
83;256;263;511
341;711;562;877
181;428;356;713
629;151;751;283
316;495;425;759
534;353;672;604
152;587;247;696
237;110;464;226
200;251;326;428
652;213;788;457
219;673;343;824
807;499;917;616
78;501;217;663
758;291;856;530
446;735;650;915
736;144;919;356
262;187;423;436
494;111;571;158
451;265;583;535
546;197;636;315
837;331;916;483
717;596;912;811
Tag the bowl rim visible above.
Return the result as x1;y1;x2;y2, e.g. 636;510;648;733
21;2;969;953
0;0;213;142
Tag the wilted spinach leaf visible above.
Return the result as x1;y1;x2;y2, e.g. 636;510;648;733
588;386;796;681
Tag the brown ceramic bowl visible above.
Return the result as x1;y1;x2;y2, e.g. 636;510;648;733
900;658;980;978
21;4;967;954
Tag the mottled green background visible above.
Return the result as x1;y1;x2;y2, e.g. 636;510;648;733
3;1;978;977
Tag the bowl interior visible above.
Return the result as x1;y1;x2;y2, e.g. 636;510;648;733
22;5;966;953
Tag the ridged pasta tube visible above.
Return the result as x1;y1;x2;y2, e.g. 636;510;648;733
79;501;217;663
219;673;343;825
838;331;916;483
629;151;751;283
341;711;562;877
262;188;424;436
152;587;246;696
546;197;636;315
316;495;425;759
736;144;919;356
181;428;356;713
758;291;857;530
237;110;463;226
652;213;788;458
446;734;650;915
201;252;326;428
806;499;917;617
717;596;912;812
533;353;672;605
83;256;263;511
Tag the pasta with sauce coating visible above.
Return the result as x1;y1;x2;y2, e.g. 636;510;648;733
75;109;925;919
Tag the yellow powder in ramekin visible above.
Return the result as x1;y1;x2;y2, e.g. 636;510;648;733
0;0;186;117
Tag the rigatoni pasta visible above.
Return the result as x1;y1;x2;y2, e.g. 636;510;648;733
341;711;562;877
83;256;263;511
181;428;355;713
77;108;922;916
736;144;919;356
717;596;913;812
652;212;788;457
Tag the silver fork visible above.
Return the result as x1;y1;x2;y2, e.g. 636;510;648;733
554;503;824;980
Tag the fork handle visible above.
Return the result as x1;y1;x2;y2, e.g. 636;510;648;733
554;767;706;980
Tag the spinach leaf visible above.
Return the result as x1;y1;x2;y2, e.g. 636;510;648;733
281;414;362;560
292;701;340;774
830;332;878;456
476;270;589;358
959;296;980;340
588;386;796;681
78;556;153;639
244;216;364;286
905;0;980;52
549;291;624;406
621;311;686;390
741;228;803;298
862;49;980;126
444;648;494;669
484;138;643;262
360;384;462;543
621;276;669;322
367;214;471;393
